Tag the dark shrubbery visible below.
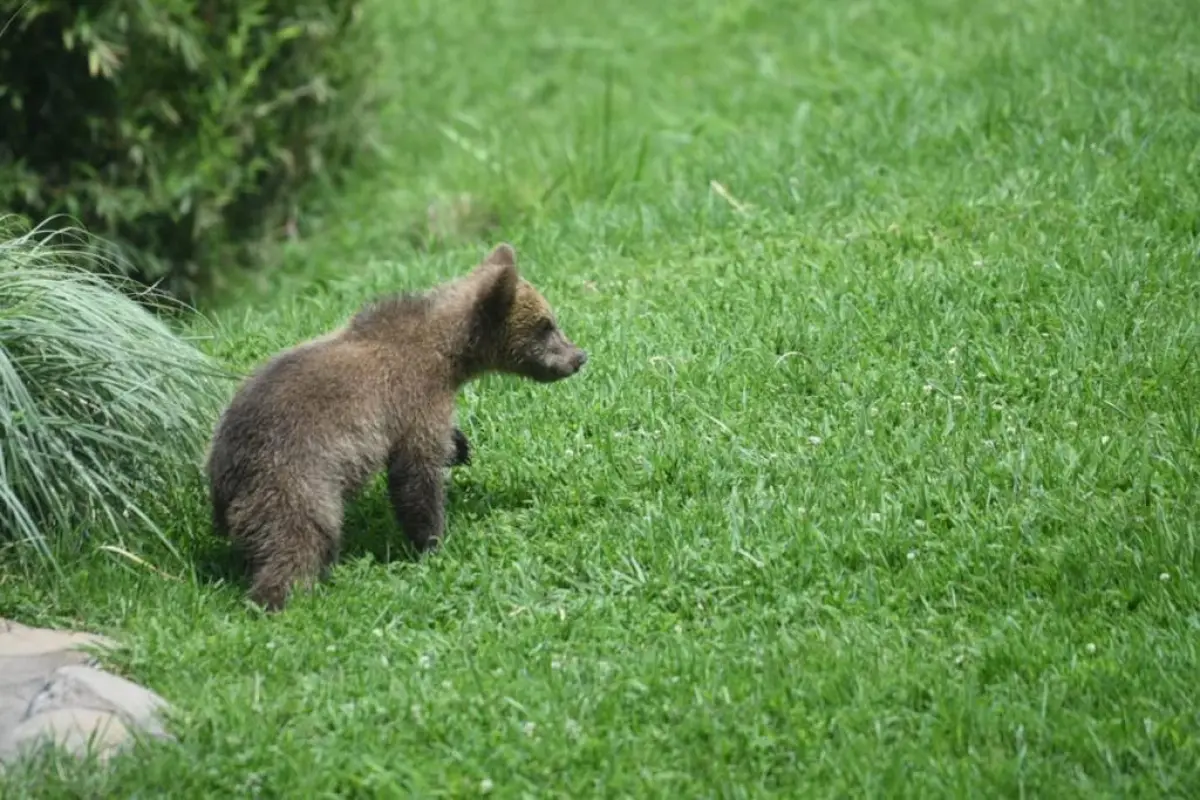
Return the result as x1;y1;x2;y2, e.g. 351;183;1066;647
0;1;376;295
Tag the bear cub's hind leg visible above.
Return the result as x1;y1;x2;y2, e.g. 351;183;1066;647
244;513;339;612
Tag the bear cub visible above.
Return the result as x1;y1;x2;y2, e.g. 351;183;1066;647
205;243;587;611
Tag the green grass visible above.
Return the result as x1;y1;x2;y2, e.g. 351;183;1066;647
3;0;1199;795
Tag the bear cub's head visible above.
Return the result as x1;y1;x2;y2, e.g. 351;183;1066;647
470;243;588;383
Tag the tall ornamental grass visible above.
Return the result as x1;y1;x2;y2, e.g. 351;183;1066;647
0;216;227;561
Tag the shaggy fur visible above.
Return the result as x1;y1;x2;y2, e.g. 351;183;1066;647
205;244;587;611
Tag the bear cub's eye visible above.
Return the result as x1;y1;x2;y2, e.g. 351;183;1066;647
537;319;555;337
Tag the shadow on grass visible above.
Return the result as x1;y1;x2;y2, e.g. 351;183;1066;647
190;468;536;591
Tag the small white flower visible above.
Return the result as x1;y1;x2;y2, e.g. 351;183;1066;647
372;628;383;638
522;721;537;737
1101;435;1111;445
565;718;582;740
865;428;875;436
808;435;823;446
1066;420;1078;429
551;659;563;671
907;551;917;561
480;778;494;794
915;519;926;529
991;402;1004;411
923;383;935;394
869;512;882;523
1085;643;1097;655
418;653;433;669
1160;572;1170;582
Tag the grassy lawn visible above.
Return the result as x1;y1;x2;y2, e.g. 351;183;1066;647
4;0;1200;795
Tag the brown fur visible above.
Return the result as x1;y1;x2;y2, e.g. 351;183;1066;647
205;244;587;611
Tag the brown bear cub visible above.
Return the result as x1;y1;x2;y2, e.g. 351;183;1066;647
205;243;587;611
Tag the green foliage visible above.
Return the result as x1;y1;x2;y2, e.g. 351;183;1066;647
0;216;227;562
0;0;376;294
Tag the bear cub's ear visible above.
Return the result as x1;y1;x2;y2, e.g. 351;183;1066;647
482;242;516;268
476;243;519;323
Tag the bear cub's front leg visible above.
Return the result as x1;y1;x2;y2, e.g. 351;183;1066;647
388;446;448;553
449;426;471;467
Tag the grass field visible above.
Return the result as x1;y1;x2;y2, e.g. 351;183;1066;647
3;0;1200;795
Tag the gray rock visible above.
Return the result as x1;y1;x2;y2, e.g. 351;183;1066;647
0;619;114;657
0;617;173;768
3;708;131;763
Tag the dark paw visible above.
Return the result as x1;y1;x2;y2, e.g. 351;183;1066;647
412;535;444;555
248;583;288;613
449;427;471;467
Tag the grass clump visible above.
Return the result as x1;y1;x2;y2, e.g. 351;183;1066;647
0;216;226;562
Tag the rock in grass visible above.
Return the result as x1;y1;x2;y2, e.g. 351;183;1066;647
0;619;172;768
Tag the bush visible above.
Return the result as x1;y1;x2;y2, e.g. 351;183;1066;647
0;216;228;562
0;1;376;295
